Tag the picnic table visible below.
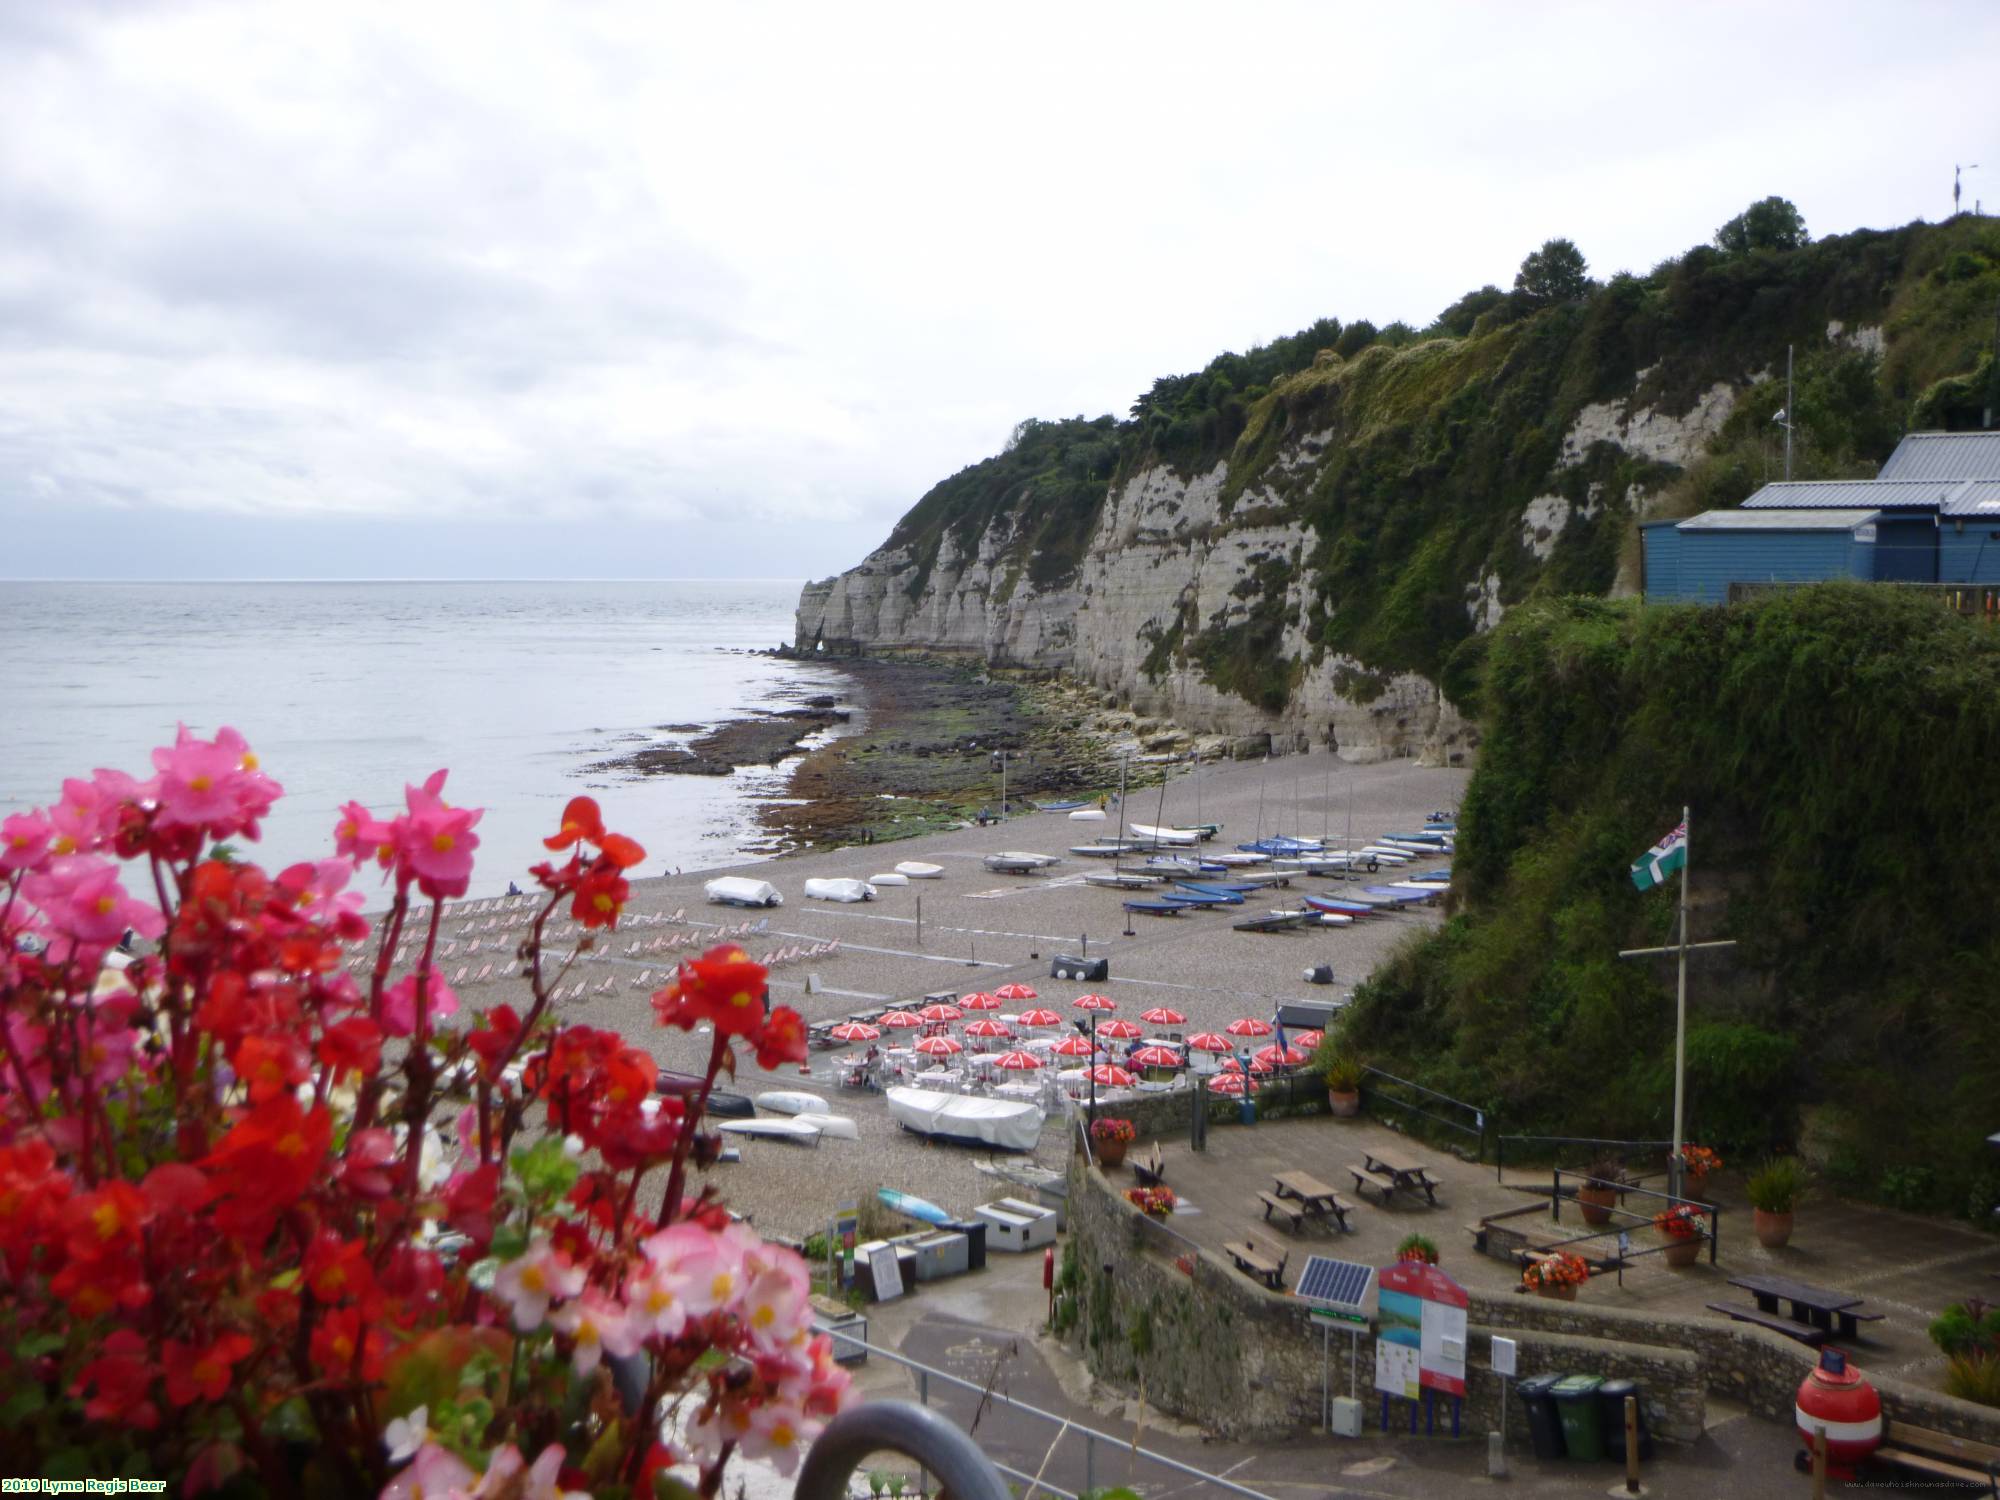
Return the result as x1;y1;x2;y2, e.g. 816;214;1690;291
1724;1273;1883;1342
1266;1171;1354;1232
1348;1147;1440;1206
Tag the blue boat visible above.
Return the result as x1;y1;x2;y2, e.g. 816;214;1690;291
1361;885;1435;904
1172;882;1247;903
1303;895;1376;917
1235;837;1323;855
1035;799;1091;812
878;1188;955;1226
1123;900;1189;917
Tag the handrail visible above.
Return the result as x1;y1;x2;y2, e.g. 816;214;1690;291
795;1402;1011;1500
820;1329;1280;1500
1359;1065;1492;1160
1551;1167;1722;1269
1496;1134;1676;1182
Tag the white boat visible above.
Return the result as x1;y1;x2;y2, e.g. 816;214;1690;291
705;877;782;908
1084;870;1162;889
1068;842;1138;858
869;871;910;886
1068;808;1107;822
1128;823;1199;847
804;878;876;902
793;1111;860;1141
1206;851;1271;867
895;861;944;879
755;1090;828;1116
885;1086;1043;1152
715;1118;823;1144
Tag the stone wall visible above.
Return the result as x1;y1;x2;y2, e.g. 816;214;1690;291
1063;1149;2000;1450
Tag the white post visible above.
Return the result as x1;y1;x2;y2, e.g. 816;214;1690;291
1671;805;1691;1199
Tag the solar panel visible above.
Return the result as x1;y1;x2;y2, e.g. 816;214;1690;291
1295;1256;1374;1312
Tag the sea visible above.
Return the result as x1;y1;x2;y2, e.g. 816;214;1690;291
0;580;855;900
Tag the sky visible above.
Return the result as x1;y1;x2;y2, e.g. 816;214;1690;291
2;2;1996;582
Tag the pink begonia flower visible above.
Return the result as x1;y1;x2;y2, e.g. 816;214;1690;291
379;1441;475;1500
686;1397;755;1467
23;856;164;964
642;1220;750;1318
623;1259;692;1340
46;777;117;855
333;801;396;869
275;860;366;923
391;769;482;900
1;810;53;872
150;725;282;838
379;970;460;1039
80;1018;140;1089
491;1240;585;1332
466;1443;587;1500
550;1288;644;1374
740;1260;811;1350
742;1399;820;1478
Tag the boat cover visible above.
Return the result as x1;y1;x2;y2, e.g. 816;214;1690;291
885;1088;1043;1151
804;878;875;902
704;877;781;908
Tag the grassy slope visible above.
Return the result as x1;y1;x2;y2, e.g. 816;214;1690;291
1345;585;2000;1217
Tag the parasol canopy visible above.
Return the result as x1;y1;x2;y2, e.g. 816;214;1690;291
1139;1006;1187;1025
964;1018;1013;1039
829;1022;880;1042
1070;993;1117;1012
879;1010;923;1029
1016;1008;1063;1028
914;1035;964;1056
1184;1032;1234;1053
917;1003;963;1022
990;1050;1043;1071
1049;1034;1096;1057
1087;1064;1137;1087
1128;1045;1183;1068
957;992;1003;1010
1095;1018;1143;1040
1224;1016;1274;1038
993;982;1039;1001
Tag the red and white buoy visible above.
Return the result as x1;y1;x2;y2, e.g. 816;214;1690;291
1794;1348;1882;1478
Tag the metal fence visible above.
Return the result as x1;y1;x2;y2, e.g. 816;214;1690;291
1540;1168;1723;1281
1358;1066;1492;1160
1494;1134;1676;1183
809;1329;1280;1500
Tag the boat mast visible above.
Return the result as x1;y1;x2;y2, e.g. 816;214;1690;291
1113;752;1131;875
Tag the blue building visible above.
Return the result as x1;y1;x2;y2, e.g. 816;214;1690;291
1640;431;2000;603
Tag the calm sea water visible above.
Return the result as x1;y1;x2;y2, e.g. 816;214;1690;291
0;580;847;899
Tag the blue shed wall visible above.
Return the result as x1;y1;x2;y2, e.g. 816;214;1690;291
1940;521;2000;585
1673;531;1862;605
1641;523;1681;600
1871;518;1937;582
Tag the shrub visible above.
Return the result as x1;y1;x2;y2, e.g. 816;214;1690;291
1747;1158;1809;1214
1944;1354;2000;1408
1928;1299;2000;1360
1315;1045;1365;1093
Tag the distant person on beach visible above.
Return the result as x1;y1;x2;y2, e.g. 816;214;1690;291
506;881;521;896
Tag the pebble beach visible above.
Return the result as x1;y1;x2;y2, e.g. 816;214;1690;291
414;749;1471;1240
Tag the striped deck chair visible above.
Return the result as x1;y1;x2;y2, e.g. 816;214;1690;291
473;964;492;984
449;966;468;985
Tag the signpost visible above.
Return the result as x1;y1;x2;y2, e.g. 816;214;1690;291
834;1201;859;1286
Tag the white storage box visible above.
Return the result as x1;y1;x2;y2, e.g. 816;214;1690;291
973;1197;1057;1252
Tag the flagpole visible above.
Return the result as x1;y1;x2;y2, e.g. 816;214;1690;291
1671;805;1690;1200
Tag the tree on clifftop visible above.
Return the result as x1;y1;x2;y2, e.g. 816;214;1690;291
1715;196;1809;254
1514;238;1590;305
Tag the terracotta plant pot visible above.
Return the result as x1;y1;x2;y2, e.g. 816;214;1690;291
1576;1183;1617;1227
1327;1089;1361;1118
1663;1237;1702;1267
1095;1138;1128;1170
1753;1208;1794;1249
1534;1284;1577;1302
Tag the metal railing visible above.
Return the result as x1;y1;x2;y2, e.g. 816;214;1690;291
797;1403;1009;1500
814;1329;1279;1500
1494;1134;1676;1183
1359;1066;1493;1160
1545;1168;1723;1280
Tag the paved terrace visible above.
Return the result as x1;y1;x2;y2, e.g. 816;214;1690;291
1123;1112;1998;1395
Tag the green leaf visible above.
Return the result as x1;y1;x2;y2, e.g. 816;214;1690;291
510;1136;578;1204
14;1332;65;1360
490;1223;529;1262
0;1385;47;1425
42;1448;91;1480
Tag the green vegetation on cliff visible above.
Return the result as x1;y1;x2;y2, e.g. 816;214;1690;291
1345;585;2000;1219
860;208;2000;716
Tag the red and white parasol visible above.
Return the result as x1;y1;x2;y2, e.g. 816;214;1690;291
879;1010;923;1030
917;1003;963;1023
1049;1034;1096;1057
1070;994;1117;1012
1184;1032;1234;1053
958;992;1003;1010
1095;1018;1143;1040
1087;1064;1137;1088
1139;1006;1186;1025
1128;1045;1184;1069
993;982;1039;1001
990;1050;1043;1071
1224;1017;1274;1038
1016;1008;1063;1028
964;1018;1013;1039
914;1035;963;1056
829;1022;880;1042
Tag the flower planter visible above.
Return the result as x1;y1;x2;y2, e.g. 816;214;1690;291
1753;1208;1794;1249
1534;1283;1578;1302
1576;1183;1617;1227
1096;1139;1128;1170
1662;1237;1702;1267
1327;1088;1361;1118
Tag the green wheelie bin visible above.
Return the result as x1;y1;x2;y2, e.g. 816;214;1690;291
1550;1374;1606;1461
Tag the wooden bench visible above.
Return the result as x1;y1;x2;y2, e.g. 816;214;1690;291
1706;1302;1827;1347
1257;1191;1306;1231
1132;1143;1167;1189
1871;1420;2000;1488
1347;1162;1399;1203
1224;1236;1288;1290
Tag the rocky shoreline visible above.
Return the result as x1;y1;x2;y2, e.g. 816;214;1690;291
589;700;850;778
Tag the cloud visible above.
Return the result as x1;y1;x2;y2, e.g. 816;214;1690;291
0;1;1996;578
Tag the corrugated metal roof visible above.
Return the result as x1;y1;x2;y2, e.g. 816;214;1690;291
1879;431;2000;481
1678;508;1879;532
1743;479;1959;510
1944;480;2000;516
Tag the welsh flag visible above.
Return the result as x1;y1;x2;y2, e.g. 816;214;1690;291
1630;819;1687;891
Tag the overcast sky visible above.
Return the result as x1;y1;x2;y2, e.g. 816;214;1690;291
3;2;1995;581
